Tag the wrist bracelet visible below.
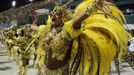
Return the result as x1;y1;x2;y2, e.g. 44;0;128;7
86;3;97;15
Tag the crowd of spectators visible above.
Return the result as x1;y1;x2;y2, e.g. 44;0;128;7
0;0;76;29
0;0;60;28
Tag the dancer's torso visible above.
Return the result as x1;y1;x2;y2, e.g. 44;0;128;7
43;27;71;70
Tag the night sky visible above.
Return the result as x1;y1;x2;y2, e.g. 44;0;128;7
0;0;40;12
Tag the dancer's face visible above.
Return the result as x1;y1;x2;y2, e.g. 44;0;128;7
50;9;63;27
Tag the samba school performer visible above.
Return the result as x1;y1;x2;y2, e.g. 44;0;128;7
25;0;131;75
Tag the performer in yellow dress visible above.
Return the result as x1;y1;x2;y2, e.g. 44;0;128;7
26;0;131;75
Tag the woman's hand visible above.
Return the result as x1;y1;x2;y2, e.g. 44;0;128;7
94;0;111;14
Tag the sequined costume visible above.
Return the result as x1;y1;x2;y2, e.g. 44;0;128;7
25;0;131;75
34;21;81;75
2;25;37;75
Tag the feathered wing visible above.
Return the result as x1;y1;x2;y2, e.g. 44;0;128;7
77;21;130;75
70;0;131;75
108;5;126;24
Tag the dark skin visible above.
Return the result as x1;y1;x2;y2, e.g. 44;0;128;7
50;10;63;28
44;10;70;70
73;0;110;29
49;0;110;33
50;0;110;29
43;0;110;70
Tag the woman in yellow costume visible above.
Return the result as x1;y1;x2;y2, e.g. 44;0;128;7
26;0;131;75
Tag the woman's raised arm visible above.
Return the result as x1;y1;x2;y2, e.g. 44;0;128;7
73;0;110;29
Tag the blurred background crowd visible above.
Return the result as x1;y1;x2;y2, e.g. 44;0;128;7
0;0;134;30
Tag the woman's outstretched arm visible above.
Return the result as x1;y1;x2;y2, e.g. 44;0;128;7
73;0;110;29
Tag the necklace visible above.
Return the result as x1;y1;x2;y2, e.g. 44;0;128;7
50;26;62;37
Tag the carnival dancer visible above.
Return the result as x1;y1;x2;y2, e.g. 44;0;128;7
26;0;131;75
